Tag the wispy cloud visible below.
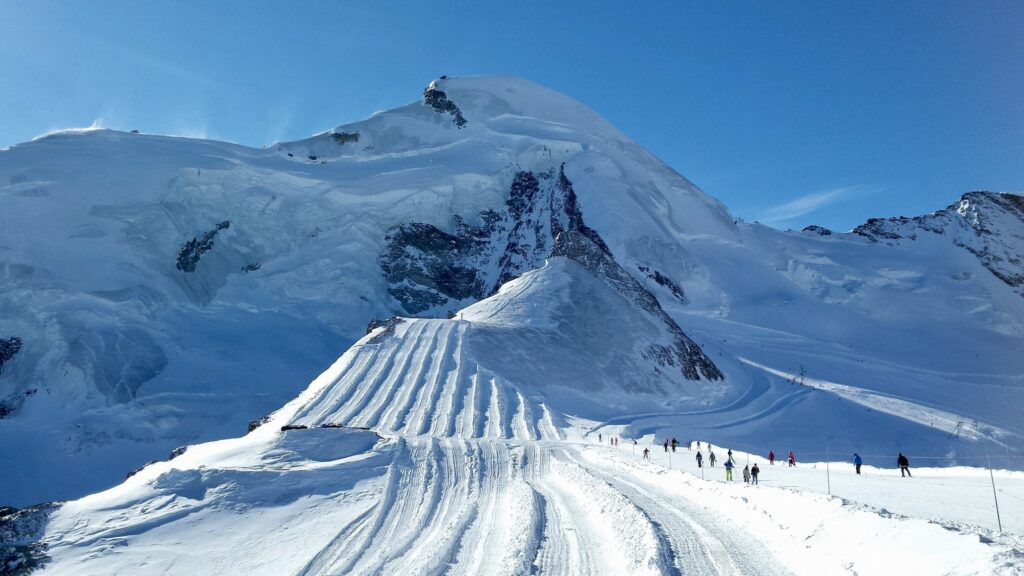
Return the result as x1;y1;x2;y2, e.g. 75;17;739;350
756;185;879;224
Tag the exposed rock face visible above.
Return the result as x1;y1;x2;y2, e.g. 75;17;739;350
365;317;405;343
0;503;59;575
381;163;645;317
854;192;1024;294
247;415;271;433
330;131;360;145
802;225;833;236
637;265;685;301
551;230;722;381
0;337;21;373
124;460;160;480
380;222;494;314
176;220;231;273
423;81;467;128
380;164;721;381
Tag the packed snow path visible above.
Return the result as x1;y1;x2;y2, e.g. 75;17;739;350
33;313;1024;575
294;438;790;576
39;433;1021;575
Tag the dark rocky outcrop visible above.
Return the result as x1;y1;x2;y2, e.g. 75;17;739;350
247;415;271;433
551;230;722;382
331;131;360;145
176;221;230;273
637;266;685;301
366;317;405;344
853;218;907;242
0;337;21;374
169;446;188;460
802;225;832;236
125;460;160;480
423;82;467;128
853;192;1024;294
0;503;59;575
280;424;308;431
377;164;721;381
380;222;494;314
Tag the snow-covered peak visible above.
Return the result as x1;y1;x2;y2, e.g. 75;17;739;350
426;75;630;140
852;191;1024;294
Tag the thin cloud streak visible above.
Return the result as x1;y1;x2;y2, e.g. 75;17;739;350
757;186;879;224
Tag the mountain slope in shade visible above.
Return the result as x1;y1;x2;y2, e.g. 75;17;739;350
0;76;1022;510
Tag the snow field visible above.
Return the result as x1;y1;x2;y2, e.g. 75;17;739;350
578;442;1023;575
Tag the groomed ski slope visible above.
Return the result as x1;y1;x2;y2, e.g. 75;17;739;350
38;434;1023;575
34;266;1024;575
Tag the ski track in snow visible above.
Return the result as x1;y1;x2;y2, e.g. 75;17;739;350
738;357;1016;445
37;315;1023;575
287;438;793;576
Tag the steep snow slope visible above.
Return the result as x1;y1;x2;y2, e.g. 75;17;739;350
1;75;1023;510
10;267;1022;574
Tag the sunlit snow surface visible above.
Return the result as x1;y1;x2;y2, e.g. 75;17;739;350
1;76;1023;572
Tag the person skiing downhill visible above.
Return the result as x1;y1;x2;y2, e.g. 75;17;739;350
724;458;734;481
788;451;796;467
643;447;650;460
768;450;775;465
854;453;863;475
751;463;760;485
709;450;717;467
898;452;912;477
696;451;703;468
742;465;751;484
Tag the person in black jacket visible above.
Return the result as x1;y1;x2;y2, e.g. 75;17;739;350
897;452;912;477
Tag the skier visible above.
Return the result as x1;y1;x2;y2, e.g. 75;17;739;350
664;439;669;452
751;463;760;485
788;451;796;467
696;451;703;468
709;450;717;467
671;438;678;452
643;447;650;460
599;433;602;443
854;453;862;475
724;458;734;481
768;450;775;465
742;464;751;484
898;452;912;477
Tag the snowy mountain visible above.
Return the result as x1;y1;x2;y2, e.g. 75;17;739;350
1;73;1022;539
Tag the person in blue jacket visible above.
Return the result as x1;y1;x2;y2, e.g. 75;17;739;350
724;458;734;481
854;453;862;475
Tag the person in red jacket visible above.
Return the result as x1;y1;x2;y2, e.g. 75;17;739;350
768;450;775;465
788;451;796;467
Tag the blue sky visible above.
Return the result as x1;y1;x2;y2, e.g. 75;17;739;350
2;1;1022;231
